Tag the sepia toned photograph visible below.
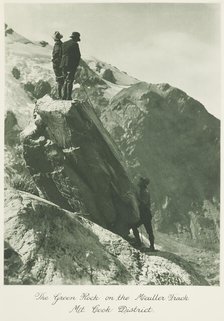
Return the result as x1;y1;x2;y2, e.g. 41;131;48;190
4;2;220;287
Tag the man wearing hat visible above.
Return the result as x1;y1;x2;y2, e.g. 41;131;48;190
132;177;156;251
60;32;81;100
52;31;64;99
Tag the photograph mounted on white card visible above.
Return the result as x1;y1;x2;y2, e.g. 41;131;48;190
4;2;220;286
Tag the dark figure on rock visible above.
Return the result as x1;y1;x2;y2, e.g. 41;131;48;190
52;31;64;99
60;32;81;100
132;177;156;251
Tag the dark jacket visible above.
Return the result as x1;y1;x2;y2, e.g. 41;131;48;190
60;39;81;70
52;40;63;66
138;187;152;220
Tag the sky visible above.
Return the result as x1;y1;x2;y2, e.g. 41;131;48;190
5;2;221;118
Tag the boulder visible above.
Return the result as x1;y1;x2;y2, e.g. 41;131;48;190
5;110;20;146
102;69;116;84
23;96;140;237
33;80;51;99
11;67;20;80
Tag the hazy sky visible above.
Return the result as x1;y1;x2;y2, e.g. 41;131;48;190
5;2;221;118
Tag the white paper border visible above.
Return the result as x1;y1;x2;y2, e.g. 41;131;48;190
0;1;223;320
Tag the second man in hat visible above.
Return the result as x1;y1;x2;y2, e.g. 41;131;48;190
60;32;81;100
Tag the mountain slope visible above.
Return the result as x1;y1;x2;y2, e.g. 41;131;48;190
100;82;220;249
85;56;139;86
5;189;208;285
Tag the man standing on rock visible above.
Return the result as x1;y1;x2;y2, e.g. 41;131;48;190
60;32;81;100
52;31;64;99
132;177;156;251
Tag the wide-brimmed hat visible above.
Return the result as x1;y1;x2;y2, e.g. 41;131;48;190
52;31;63;40
70;32;80;40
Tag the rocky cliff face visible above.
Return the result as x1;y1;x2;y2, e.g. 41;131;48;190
5;189;207;285
100;82;220;249
22;96;140;237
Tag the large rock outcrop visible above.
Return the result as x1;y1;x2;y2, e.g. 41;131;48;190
5;189;208;285
22;96;140;237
